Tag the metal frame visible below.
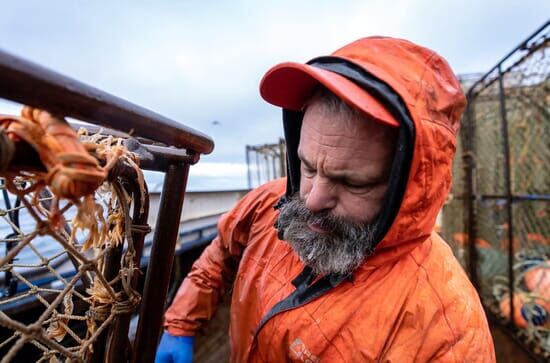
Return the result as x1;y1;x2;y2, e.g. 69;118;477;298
0;49;214;362
245;138;286;189
463;17;549;304
462;20;549;361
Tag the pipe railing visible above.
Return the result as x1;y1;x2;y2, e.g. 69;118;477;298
0;49;214;362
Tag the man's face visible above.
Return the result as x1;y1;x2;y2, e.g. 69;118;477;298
298;100;397;225
276;98;397;275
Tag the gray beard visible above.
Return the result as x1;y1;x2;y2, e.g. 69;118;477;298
276;196;376;276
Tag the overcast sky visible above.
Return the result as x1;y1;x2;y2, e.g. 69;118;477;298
1;1;548;190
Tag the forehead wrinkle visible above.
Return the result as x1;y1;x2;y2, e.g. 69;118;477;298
303;117;394;150
306;134;393;163
299;141;386;181
299;99;397;182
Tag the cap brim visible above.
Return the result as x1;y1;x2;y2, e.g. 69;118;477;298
259;62;399;128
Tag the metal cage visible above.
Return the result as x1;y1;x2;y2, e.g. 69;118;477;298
0;49;213;362
441;20;549;361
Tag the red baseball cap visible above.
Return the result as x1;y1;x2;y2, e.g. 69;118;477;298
259;60;400;128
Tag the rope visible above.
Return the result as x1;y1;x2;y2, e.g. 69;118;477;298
0;109;107;200
0;127;15;173
0;107;149;362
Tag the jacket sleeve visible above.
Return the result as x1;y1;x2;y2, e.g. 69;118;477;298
163;179;286;336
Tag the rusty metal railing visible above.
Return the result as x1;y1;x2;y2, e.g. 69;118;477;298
0;49;214;362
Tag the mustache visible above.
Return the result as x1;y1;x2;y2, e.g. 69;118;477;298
276;197;366;236
306;211;363;235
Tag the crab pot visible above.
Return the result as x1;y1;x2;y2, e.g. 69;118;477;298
441;21;550;362
0;48;213;363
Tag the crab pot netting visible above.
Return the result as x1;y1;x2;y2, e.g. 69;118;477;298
0;128;147;362
441;40;549;355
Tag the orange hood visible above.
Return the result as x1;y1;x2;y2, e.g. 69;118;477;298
344;37;466;266
260;36;466;267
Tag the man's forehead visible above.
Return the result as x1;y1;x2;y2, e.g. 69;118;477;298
302;98;396;137
300;108;395;146
298;103;397;179
297;146;390;183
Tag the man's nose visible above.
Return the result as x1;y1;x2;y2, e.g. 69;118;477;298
304;177;337;213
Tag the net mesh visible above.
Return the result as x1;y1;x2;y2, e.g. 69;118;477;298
441;36;549;356
0;110;147;362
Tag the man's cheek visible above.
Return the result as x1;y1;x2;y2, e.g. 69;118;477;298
299;181;311;202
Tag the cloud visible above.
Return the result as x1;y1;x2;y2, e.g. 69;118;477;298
1;0;548;191
144;162;250;191
190;162;248;177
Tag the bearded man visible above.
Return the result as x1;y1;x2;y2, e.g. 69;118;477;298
156;37;496;362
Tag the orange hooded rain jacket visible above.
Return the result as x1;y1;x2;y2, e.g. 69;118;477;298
165;37;495;362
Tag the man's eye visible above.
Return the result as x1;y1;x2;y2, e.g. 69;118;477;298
345;182;366;189
344;180;374;191
302;166;316;176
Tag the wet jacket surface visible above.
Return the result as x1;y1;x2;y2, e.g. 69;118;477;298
165;38;496;362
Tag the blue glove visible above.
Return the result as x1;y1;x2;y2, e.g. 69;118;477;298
155;331;194;363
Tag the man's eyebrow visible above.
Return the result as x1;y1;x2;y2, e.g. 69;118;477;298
298;151;376;183
298;150;383;184
297;151;315;170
